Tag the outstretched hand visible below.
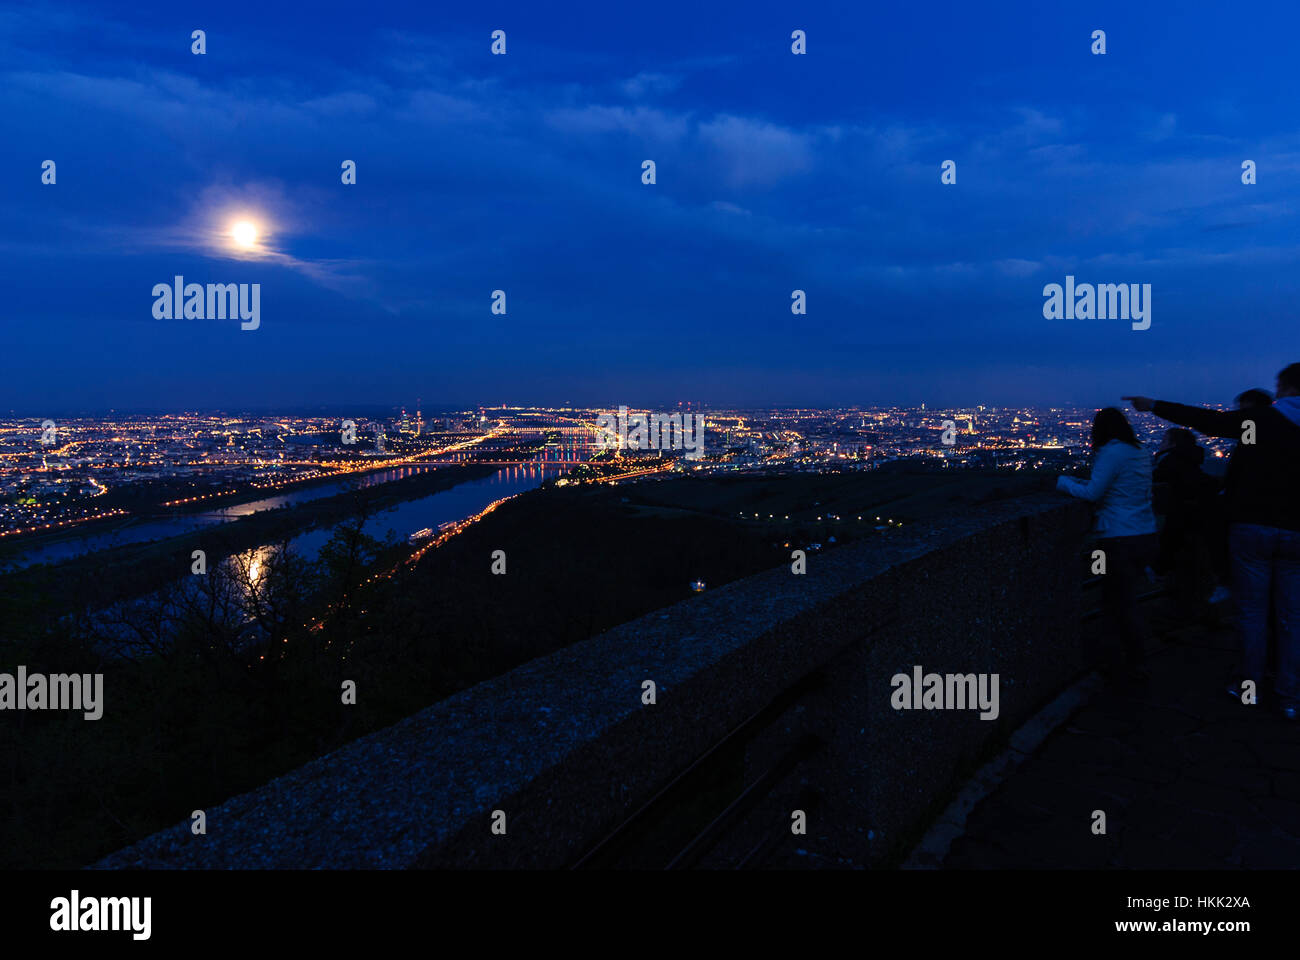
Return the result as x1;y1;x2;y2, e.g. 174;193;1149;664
1122;396;1155;412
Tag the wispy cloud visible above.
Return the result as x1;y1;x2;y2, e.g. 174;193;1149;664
620;71;681;99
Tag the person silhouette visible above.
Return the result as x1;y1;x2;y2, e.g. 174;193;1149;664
1125;362;1300;719
1057;407;1158;683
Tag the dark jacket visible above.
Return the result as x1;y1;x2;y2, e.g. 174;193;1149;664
1152;401;1300;531
1152;443;1215;517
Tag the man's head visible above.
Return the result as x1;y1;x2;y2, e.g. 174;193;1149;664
1236;388;1273;410
1277;363;1300;399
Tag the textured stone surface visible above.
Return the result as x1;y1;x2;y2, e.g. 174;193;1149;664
96;494;1093;869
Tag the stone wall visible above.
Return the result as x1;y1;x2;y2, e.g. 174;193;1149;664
96;494;1093;869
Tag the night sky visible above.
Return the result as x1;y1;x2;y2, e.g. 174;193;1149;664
5;0;1300;413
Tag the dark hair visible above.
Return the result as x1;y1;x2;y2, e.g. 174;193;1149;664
1278;363;1300;395
1166;427;1197;450
1236;388;1273;409
1092;407;1140;453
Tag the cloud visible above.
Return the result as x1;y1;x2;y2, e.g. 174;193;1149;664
8;10;1300;379
1142;112;1178;142
709;200;752;216
994;258;1042;277
301;91;380;116
620;71;681;99
698;114;814;187
544;104;690;142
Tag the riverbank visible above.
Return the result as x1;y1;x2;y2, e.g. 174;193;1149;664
0;463;500;615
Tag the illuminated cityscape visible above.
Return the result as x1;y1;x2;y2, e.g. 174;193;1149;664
0;404;1233;547
5;0;1297;930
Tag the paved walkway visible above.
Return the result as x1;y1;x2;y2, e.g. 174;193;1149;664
934;621;1300;868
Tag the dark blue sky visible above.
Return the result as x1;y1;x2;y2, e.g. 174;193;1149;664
4;0;1300;413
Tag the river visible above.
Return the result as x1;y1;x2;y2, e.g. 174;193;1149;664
9;460;571;570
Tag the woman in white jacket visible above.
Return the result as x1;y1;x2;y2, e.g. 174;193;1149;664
1057;407;1158;681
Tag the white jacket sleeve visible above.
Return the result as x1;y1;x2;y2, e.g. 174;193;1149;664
1057;444;1121;503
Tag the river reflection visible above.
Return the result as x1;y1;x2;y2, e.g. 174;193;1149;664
280;464;558;564
9;461;569;569
80;464;568;652
239;544;276;593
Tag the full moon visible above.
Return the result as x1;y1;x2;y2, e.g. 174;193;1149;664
230;220;259;249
